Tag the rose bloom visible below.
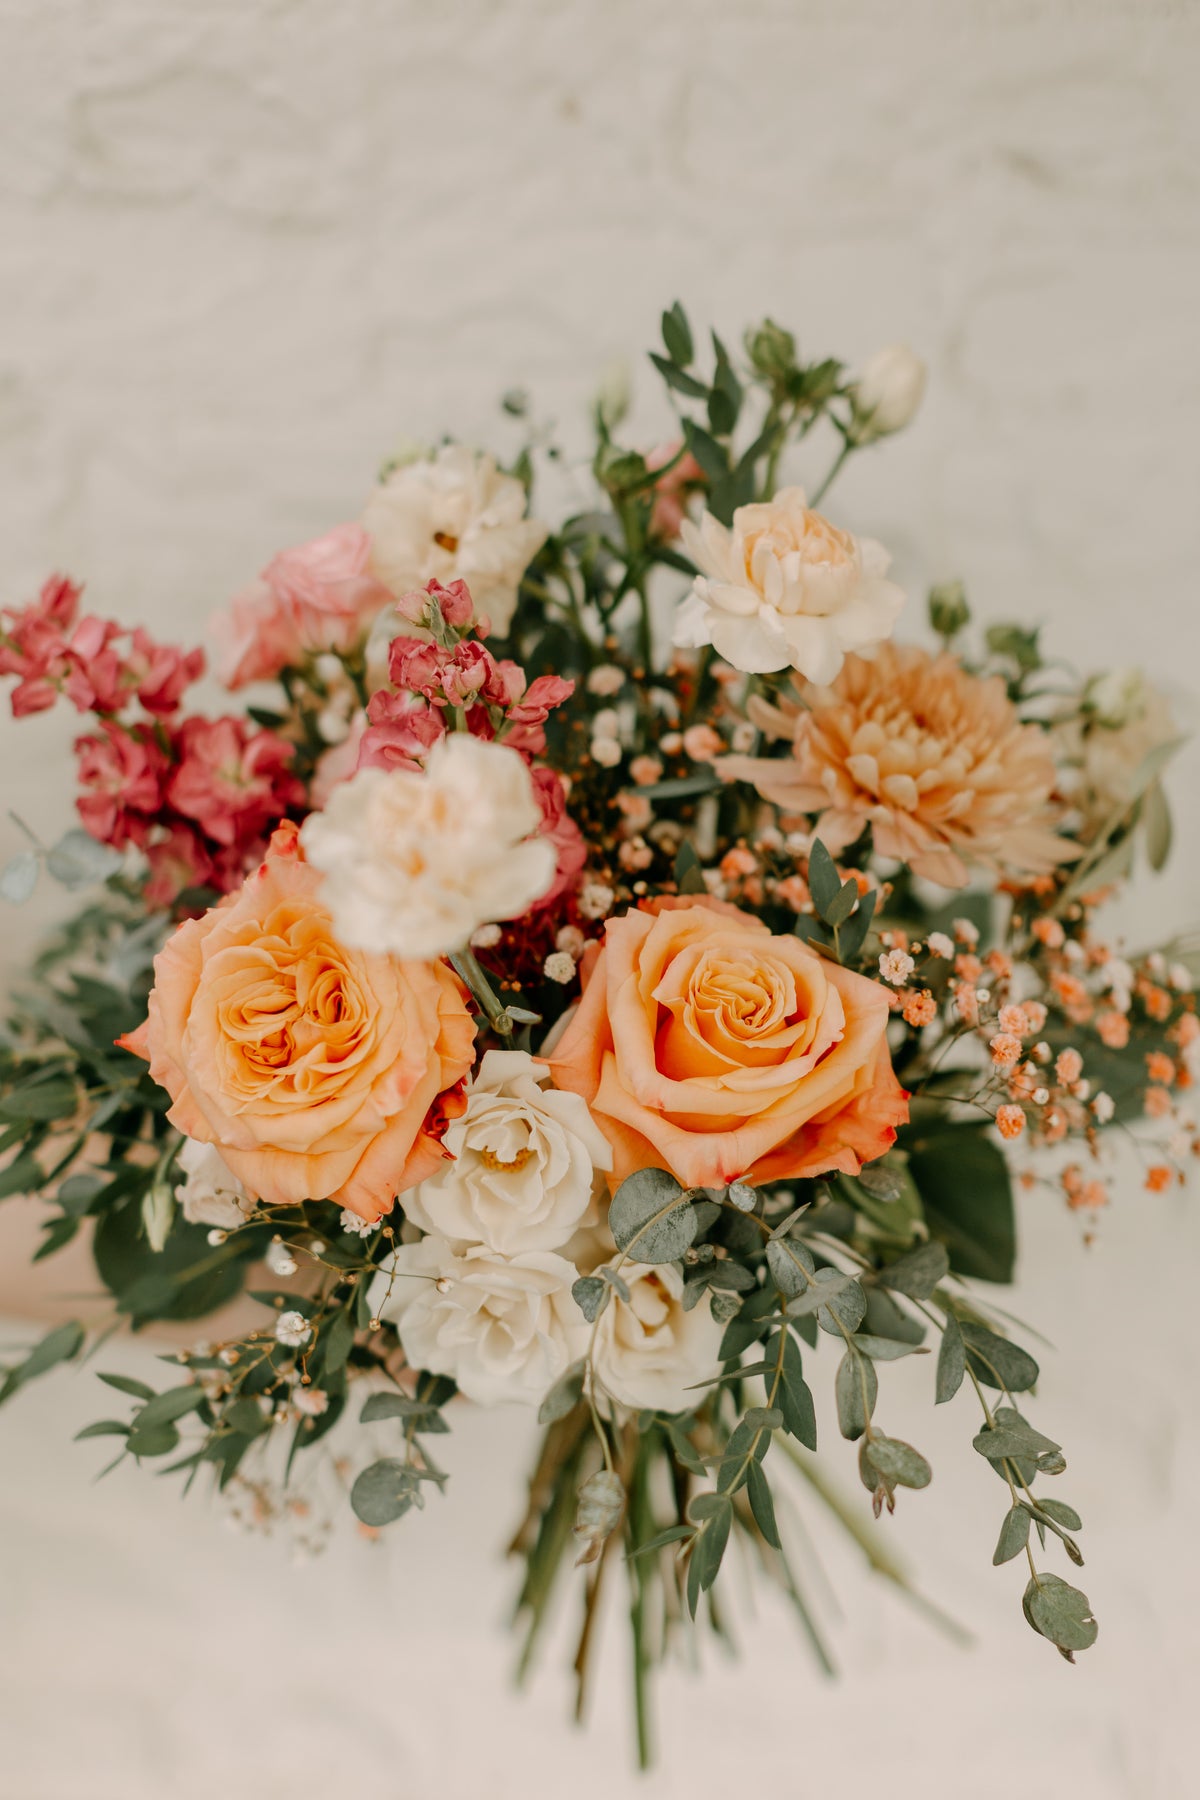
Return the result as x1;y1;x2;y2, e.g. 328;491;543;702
549;897;908;1191
673;488;904;685
374;1236;585;1407
174;1138;255;1230
118;822;475;1221
361;446;548;636
720;644;1077;888
300;734;557;960
402;1050;612;1254
591;1261;724;1414
215;524;394;688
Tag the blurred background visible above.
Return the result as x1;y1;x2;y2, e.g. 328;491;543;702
1;3;1198;1795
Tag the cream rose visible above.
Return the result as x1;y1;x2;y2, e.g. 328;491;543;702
402;1050;612;1254
374;1236;585;1407
174;1138;255;1230
591;1261;723;1414
300;734;557;959
674;488;904;685
362;445;547;636
850;344;927;440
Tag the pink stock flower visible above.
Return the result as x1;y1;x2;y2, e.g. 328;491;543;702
142;824;216;910
528;765;587;908
503;674;575;757
62;616;126;713
215;524;392;689
166;717;305;848
75;723;170;848
357;689;447;774
397;578;477;630
127;629;206;714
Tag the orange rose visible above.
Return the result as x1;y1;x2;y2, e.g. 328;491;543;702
549;898;908;1191
119;822;476;1221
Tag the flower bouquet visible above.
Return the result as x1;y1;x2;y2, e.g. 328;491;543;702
2;304;1194;1763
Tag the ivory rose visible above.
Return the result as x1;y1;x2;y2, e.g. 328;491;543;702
118;822;476;1221
402;1050;612;1254
549;898;908;1191
361;446;548;636
590;1261;723;1414
674;488;904;685
374;1236;585;1407
173;1138;255;1230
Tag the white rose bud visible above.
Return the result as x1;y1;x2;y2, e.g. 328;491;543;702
174;1139;255;1232
591;1263;723;1414
851;345;927;441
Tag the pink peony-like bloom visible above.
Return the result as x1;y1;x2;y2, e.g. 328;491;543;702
166;716;305;849
646;443;705;540
215;523;393;688
75;722;170;848
528;766;587;908
719;644;1078;888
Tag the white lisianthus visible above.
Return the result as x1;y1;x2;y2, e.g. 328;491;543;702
373;1236;585;1407
361;445;548;635
675;489;904;685
591;1262;723;1414
300;734;556;959
174;1138;255;1231
850;344;927;441
403;1050;612;1254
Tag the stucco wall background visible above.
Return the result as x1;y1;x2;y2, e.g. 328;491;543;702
2;3;1199;1796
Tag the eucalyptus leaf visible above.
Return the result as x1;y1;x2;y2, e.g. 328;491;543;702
571;1275;608;1322
863;1434;932;1490
994;1504;1032;1565
0;850;39;904
878;1240;949;1301
351;1458;420;1527
1022;1572;1098;1657
746;1459;781;1548
961;1322;1039;1393
766;1235;815;1299
834;1349;877;1441
935;1315;966;1403
537;1361;585;1425
807;839;841;918
609;1168;697;1263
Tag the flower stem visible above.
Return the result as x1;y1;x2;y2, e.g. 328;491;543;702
449;946;514;1037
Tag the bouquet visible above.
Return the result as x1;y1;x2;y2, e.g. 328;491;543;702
2;303;1194;1763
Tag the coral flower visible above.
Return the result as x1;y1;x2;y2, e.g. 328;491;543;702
118;822;476;1221
719;645;1077;888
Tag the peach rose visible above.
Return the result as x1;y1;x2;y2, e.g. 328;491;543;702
549;898;908;1190
118;822;476;1221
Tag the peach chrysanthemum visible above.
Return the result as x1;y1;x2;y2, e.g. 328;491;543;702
718;644;1077;888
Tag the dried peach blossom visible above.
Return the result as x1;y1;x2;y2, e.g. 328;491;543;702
719;645;1077;888
996;1104;1026;1140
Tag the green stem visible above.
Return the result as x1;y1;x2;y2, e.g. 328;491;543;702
809;440;852;508
449;947;514;1037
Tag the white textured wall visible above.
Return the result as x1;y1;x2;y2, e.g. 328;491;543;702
2;4;1199;1796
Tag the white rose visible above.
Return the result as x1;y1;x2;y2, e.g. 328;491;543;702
403;1050;612;1254
300;734;556;959
174;1138;255;1231
675;489;904;685
361;445;548;635
591;1262;723;1414
850;344;927;440
373;1236;585;1407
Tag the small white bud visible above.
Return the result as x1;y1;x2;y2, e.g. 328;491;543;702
850;345;926;440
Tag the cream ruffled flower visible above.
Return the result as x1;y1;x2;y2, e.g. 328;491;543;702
719;643;1077;888
1058;669;1180;834
300;734;556;959
402;1050;612;1254
373;1236;585;1407
590;1261;724;1414
674;488;904;684
173;1138;255;1231
362;445;547;635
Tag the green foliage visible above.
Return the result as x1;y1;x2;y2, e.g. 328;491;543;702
608;1168;698;1264
903;1123;1016;1283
